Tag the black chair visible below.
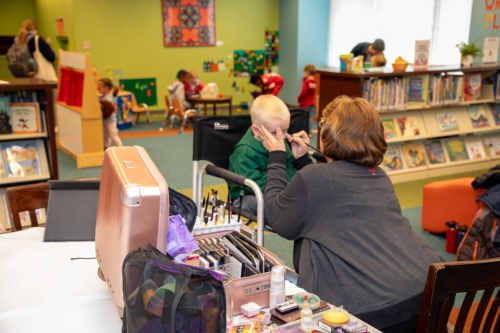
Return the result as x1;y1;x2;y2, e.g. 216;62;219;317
192;108;311;245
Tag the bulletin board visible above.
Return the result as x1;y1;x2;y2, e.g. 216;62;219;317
119;78;157;106
233;50;265;77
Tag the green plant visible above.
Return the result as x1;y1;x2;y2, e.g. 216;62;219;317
456;40;483;58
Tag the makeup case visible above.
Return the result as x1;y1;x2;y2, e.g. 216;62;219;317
95;146;171;316
194;230;285;314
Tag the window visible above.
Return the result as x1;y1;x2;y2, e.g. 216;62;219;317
328;0;473;67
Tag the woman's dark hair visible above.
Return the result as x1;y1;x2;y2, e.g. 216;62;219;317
320;95;387;166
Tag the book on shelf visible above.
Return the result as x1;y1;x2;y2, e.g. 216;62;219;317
490;104;500;126
423;141;446;164
2;140;41;178
381;146;404;172
429;73;463;106
10;103;41;134
463;73;482;102
465;140;486;160
0;96;12;134
402;143;427;168
436;112;459;132
363;77;406;111
396;116;420;137
468;105;490;128
414;40;430;68
445;139;469;162
407;77;425;102
484;137;500;157
382;118;398;139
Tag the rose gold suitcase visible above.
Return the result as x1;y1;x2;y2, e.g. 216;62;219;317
194;230;285;313
95;146;169;316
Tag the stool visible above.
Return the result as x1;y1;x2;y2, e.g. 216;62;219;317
422;177;486;233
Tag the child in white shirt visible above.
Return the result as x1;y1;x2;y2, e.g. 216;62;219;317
97;78;122;149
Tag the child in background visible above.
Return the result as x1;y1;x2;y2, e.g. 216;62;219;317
371;54;387;67
184;70;205;96
297;64;317;122
168;70;192;109
250;72;284;97
228;95;309;215
97;78;122;149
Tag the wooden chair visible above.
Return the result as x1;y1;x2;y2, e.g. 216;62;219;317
162;94;175;127
417;258;500;332
5;182;50;231
166;98;196;133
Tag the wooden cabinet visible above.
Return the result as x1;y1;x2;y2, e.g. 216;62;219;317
316;64;500;183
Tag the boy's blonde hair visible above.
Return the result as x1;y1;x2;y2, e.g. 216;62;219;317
250;95;290;126
304;64;316;75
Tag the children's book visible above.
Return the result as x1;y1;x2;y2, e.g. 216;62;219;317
407;77;425;102
463;73;482;101
402;143;427;168
445;139;469;162
397;116;420;137
423;141;446;164
465;140;486;160
436;112;459;132
381;146;404;172
468;105;490;128
10;103;40;133
116;94;133;130
382;118;398;139
2;140;41;178
484;137;500;157
489;104;500;126
0;96;12;134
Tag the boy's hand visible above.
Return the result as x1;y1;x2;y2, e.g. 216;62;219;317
256;125;286;152
287;131;308;158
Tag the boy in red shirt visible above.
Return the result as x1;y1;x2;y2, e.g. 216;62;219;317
250;73;284;96
297;64;317;127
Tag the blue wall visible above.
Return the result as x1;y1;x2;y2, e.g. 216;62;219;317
469;0;500;61
279;0;330;105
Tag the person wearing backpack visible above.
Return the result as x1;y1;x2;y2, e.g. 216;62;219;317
7;21;37;77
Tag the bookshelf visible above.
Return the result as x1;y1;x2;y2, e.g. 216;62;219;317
0;78;58;185
316;63;500;183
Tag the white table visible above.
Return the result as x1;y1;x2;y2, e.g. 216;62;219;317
0;228;122;332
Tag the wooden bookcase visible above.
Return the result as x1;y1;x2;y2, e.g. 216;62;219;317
55;50;104;169
316;63;500;183
0;78;58;184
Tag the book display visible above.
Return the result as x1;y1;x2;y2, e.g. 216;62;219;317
0;79;57;185
316;63;500;183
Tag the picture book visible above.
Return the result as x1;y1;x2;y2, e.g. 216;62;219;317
423;141;446;164
116;94;133;130
397;116;420;137
445;139;469;162
402;143;427;168
465;140;486;160
490;104;500;126
382;118;398;139
484;137;500;157
436;112;459;132
381;146;404;172
407;77;425;102
2;140;41;178
10;103;40;133
463;73;482;101
414;40;430;68
0;96;11;134
468;105;490;128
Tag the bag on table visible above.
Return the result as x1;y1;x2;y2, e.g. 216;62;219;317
122;244;227;333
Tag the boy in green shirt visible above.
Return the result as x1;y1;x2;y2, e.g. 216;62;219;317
228;95;298;215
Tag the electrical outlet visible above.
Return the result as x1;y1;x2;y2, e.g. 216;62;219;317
244;283;270;295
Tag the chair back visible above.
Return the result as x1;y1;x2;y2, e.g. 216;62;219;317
6;182;50;231
192;108;310;169
164;95;171;112
417;258;500;332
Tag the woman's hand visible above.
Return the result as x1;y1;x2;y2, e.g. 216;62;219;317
287;131;309;158
255;125;286;152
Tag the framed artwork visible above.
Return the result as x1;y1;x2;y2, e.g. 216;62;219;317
162;0;216;47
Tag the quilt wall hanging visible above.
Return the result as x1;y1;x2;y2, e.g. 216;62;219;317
162;0;216;47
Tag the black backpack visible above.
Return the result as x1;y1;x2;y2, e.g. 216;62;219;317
6;37;37;78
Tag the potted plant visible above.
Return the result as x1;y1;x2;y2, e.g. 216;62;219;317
456;40;483;67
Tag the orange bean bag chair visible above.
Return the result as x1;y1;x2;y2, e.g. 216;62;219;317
422;177;486;234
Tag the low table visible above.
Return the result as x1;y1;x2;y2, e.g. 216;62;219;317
187;95;233;115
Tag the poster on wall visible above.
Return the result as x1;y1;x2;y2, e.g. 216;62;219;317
116;94;134;130
233;50;265;77
162;0;215;47
119;78;157;106
265;31;279;68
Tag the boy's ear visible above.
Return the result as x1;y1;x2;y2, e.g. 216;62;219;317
251;124;262;139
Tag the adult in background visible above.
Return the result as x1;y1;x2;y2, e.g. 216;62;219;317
254;95;442;333
351;38;385;63
20;20;55;65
